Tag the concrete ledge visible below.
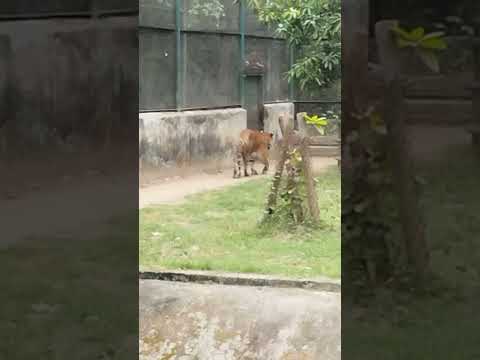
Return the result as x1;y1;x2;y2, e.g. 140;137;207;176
310;145;341;157
139;108;246;169
140;280;340;359
139;269;341;293
263;102;294;144
405;98;472;125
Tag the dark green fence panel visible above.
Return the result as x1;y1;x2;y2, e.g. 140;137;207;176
245;6;282;38
138;0;303;111
140;0;175;30
246;37;289;102
182;33;241;109
139;29;177;110
183;0;240;33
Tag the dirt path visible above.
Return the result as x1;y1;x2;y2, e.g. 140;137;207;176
139;157;337;208
1;157;335;245
1;173;137;247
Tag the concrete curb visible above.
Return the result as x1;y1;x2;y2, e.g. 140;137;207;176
139;269;341;293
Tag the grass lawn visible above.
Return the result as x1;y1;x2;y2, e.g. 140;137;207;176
140;166;341;279
344;144;480;359
0;216;138;359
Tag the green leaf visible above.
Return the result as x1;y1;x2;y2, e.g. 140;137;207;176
391;24;411;40
392;26;447;52
369;112;384;128
409;27;425;41
305;114;329;127
392;25;425;42
419;36;447;50
416;48;440;73
421;31;445;40
396;37;416;48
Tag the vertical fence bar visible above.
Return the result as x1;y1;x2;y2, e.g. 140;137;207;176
239;0;246;108
175;0;183;110
288;43;295;101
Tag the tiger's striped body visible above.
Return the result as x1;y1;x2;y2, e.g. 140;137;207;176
233;129;273;178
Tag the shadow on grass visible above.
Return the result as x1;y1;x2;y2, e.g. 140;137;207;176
344;145;480;359
0;213;138;359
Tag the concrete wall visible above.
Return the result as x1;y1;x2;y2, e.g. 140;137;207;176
138;103;293;174
140;280;341;360
139;108;247;171
0;16;137;153
263;102;295;144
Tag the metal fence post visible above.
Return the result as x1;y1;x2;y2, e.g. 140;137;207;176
288;44;295;101
175;0;184;110
239;0;246;108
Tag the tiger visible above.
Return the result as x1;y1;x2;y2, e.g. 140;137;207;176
233;129;274;178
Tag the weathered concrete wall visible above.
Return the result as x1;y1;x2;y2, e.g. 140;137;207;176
0;35;11;136
139;108;247;170
263;102;294;144
0;16;137;152
140;280;341;360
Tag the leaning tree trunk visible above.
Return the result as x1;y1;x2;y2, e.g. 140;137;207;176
265;114;293;214
266;143;288;214
375;20;430;283
265;113;321;223
383;77;429;282
285;156;304;223
299;137;320;221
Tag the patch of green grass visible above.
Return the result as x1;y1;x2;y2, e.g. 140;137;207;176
140;166;340;279
420;146;480;290
0;215;138;359
344;145;480;359
344;297;480;359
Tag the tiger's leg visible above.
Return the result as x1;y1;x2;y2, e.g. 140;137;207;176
233;153;239;178
259;149;269;175
242;152;250;177
250;156;258;175
233;147;241;178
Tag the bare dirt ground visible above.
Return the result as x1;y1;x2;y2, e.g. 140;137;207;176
139;157;337;208
1;173;136;247
0;147;137;246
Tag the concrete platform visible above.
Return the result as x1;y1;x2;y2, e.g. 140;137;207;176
139;280;341;360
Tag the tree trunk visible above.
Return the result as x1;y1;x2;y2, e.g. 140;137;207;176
285;159;304;223
384;77;429;282
375;19;430;282
299;137;320;221
266;146;288;214
266;114;294;215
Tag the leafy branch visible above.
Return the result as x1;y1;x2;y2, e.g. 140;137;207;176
305;114;328;135
241;0;341;92
391;24;447;73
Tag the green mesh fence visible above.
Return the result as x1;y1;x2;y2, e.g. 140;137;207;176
139;0;297;111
